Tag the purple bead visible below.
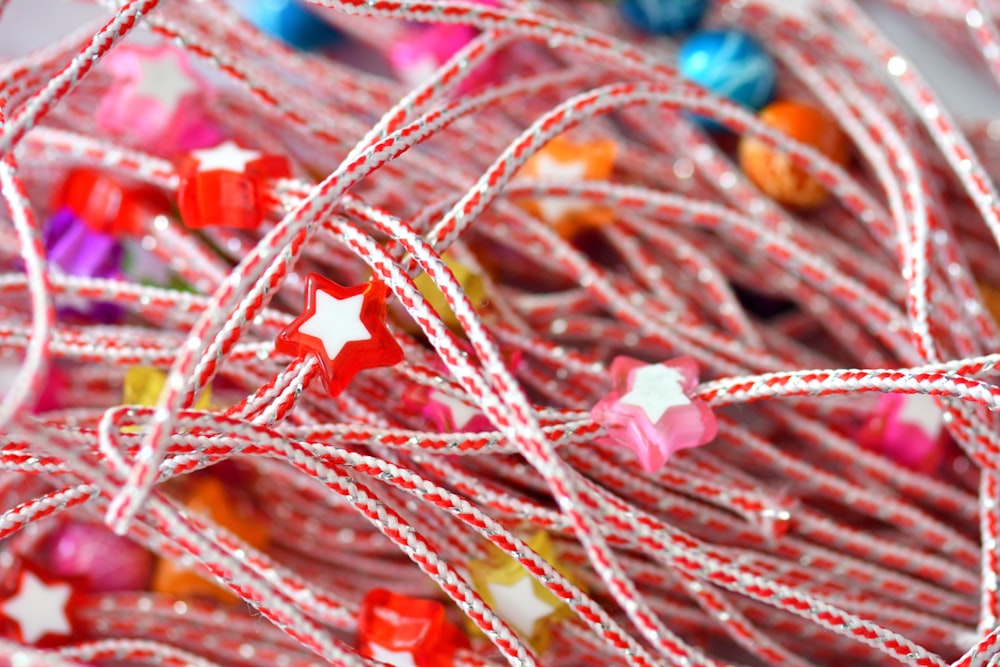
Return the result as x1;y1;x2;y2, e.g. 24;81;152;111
44;208;125;322
42;521;153;592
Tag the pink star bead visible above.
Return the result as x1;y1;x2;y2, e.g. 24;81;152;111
97;45;222;154
857;393;947;473
590;356;717;472
404;385;492;433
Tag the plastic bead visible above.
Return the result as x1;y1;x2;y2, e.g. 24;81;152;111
0;561;79;646
411;253;487;332
620;0;708;35
123;366;212;411
516;135;618;237
679;29;776;113
738;100;850;209
54;168;167;237
357;589;469;667
468;530;579;651
590;355;717;472
390;24;481;86
43;208;124;322
97;45;221;154
403;385;491;433
40;521;154;593
857;394;946;473
151;478;269;603
248;0;342;51
275;274;404;397
177;141;291;230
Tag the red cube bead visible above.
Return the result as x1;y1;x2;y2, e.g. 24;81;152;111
54;168;167;237
357;589;468;667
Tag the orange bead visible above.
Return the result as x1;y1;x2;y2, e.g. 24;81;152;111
151;477;269;603
738;100;850;210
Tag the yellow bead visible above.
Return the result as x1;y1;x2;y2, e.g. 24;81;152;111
412;254;487;332
738;100;850;210
123;367;212;409
467;530;582;651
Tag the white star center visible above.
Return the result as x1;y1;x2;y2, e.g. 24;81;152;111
895;394;942;440
298;290;372;361
133;55;196;110
430;389;479;429
191;141;262;173
2;571;72;644
486;575;554;637
369;644;417;667
620;364;690;424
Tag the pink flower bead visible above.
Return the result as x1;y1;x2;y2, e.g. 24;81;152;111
590;356;717;472
41;521;154;593
97;45;222;155
857;393;947;473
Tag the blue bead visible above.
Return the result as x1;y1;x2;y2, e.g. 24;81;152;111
679;29;776;112
248;0;342;52
619;0;708;36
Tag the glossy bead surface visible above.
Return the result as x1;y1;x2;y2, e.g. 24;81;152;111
123;366;212;411
276;275;404;397
151;477;269;603
390;24;480;86
411;253;487;332
41;521;153;593
54;169;166;237
620;0;708;35
357;589;469;667
177;141;291;230
590;355;717;472
97;45;221;154
516;135;618;237
468;530;578;651
738;100;850;209
857;394;946;473
0;561;80;646
679;29;775;111
248;0;342;51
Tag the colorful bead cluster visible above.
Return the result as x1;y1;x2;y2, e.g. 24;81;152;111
2;0;1000;666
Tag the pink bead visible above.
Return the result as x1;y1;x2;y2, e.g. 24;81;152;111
41;521;154;593
857;394;946;473
591;356;717;472
97;45;222;155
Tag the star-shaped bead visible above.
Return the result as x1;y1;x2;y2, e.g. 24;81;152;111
276;274;404;397
357;589;468;667
0;563;77;645
857;394;946;473
177;141;291;229
410;253;487;333
190;141;263;173
133;53;197;109
516;135;617;237
590;356;717;472
468;530;580;651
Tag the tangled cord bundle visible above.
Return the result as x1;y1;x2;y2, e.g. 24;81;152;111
12;0;1000;665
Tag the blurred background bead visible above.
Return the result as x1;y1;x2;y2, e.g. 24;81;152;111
738;100;850;209
41;521;154;593
247;0;342;52
620;0;708;36
679;29;776;114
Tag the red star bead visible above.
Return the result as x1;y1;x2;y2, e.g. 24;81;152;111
177;141;291;230
275;274;404;397
0;560;82;647
357;589;469;667
54;168;168;237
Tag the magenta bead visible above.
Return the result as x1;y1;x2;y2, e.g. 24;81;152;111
42;521;153;592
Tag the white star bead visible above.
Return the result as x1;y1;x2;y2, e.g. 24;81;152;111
430;389;479;429
299;290;372;361
191;141;262;173
487;575;554;637
895;393;943;439
133;55;196;110
2;571;73;644
369;644;417;667
530;152;590;223
620;364;690;423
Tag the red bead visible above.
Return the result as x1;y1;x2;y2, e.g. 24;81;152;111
177;141;291;230
54;168;167;237
0;560;81;647
357;589;469;667
275;274;404;397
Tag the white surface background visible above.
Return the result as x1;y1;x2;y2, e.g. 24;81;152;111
0;0;998;119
